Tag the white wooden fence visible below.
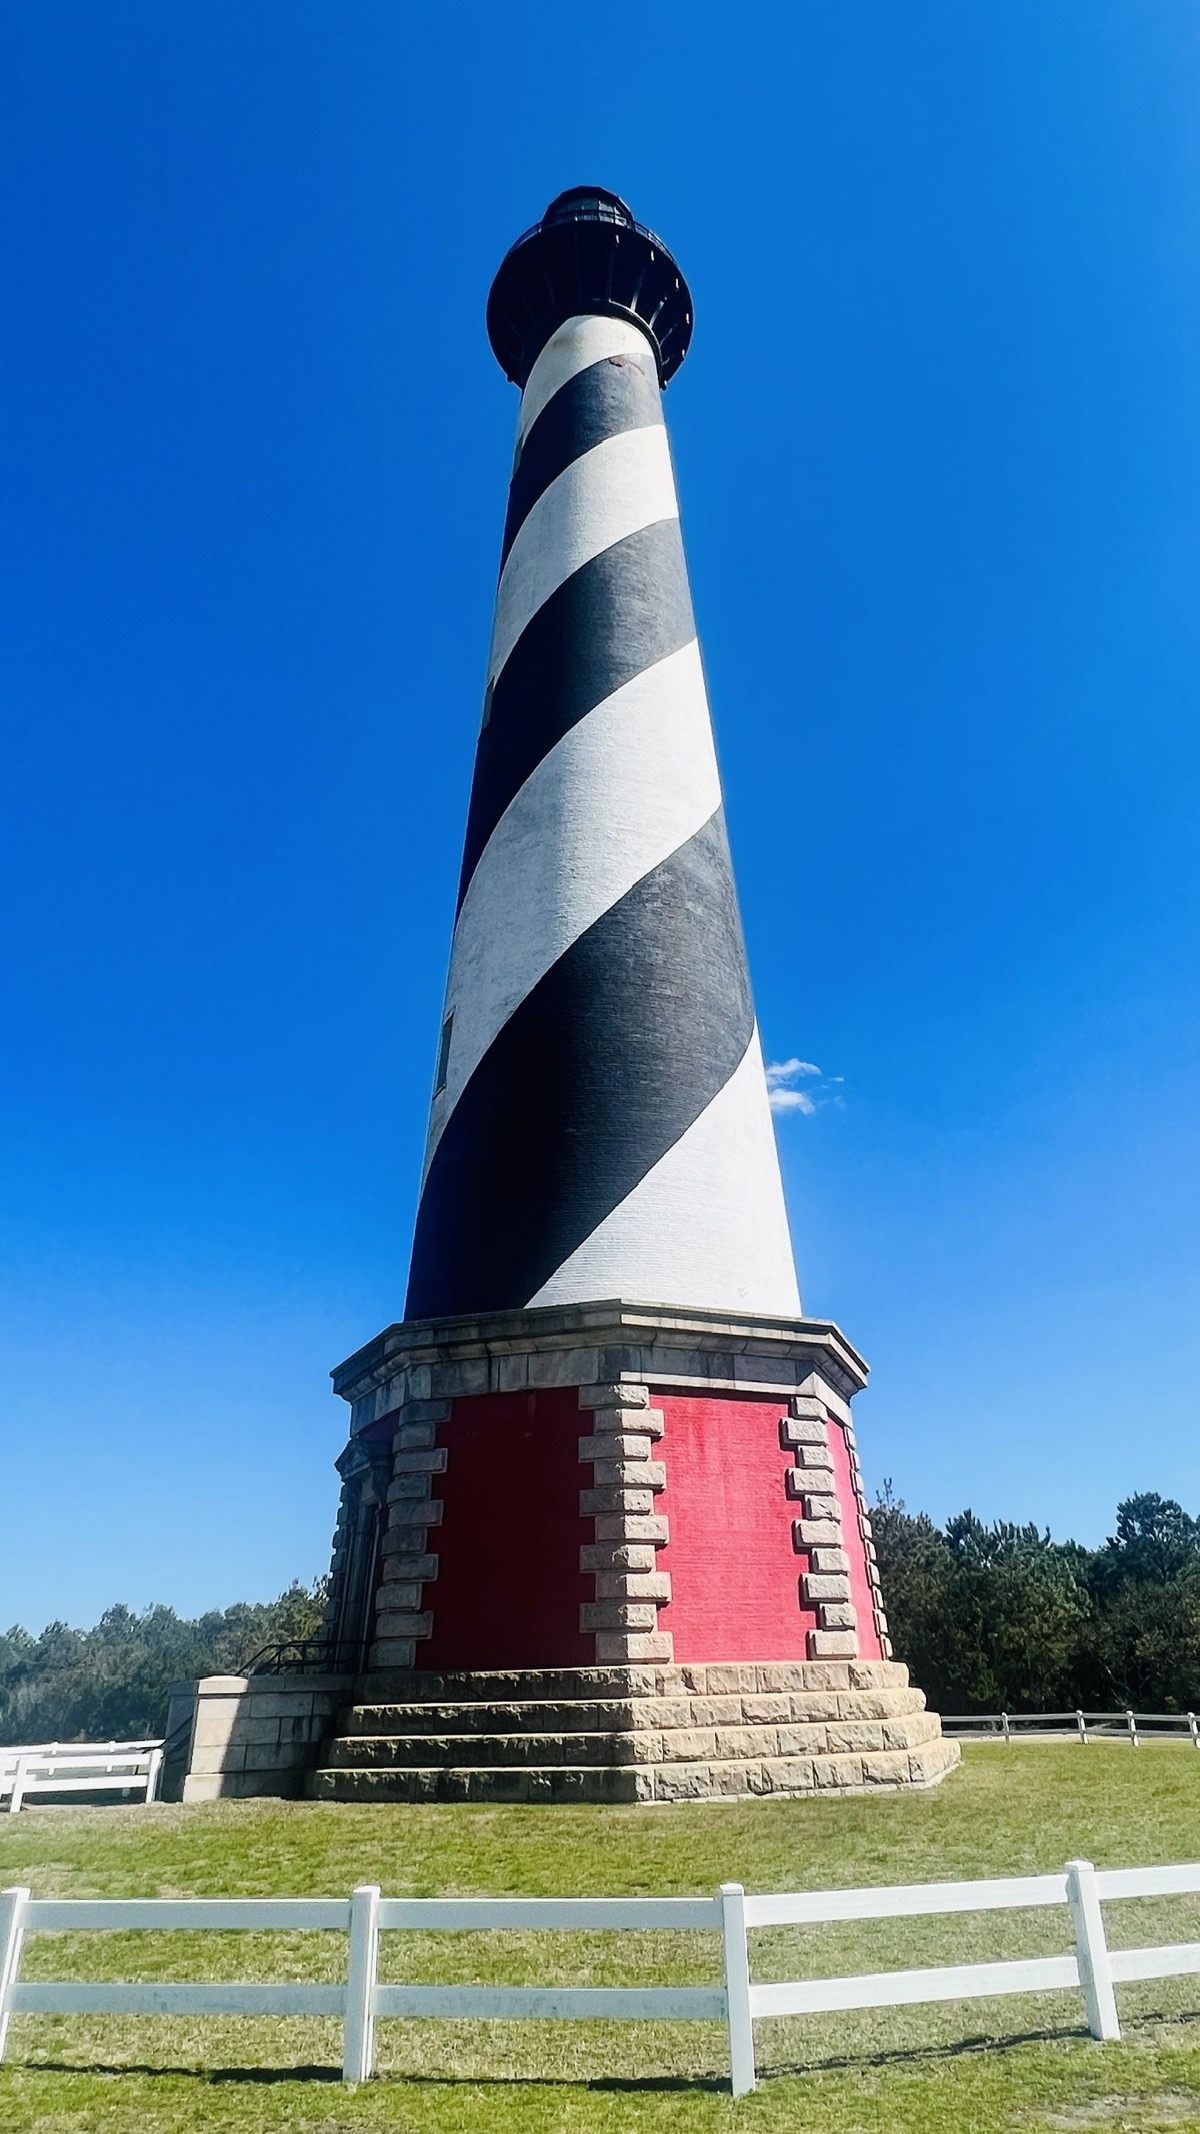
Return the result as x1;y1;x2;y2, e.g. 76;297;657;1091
941;1709;1200;1746
0;1742;163;1814
2;1859;1199;2093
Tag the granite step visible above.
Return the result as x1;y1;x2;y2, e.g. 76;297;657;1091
337;1699;651;1737
338;1688;929;1737
307;1736;959;1805
323;1730;634;1770
323;1712;942;1771
344;1660;915;1705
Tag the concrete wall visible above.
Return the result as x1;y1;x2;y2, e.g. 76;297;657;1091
162;1674;354;1801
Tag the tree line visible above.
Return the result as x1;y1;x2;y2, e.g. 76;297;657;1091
873;1490;1200;1712
0;1582;326;1745
3;1490;1198;1743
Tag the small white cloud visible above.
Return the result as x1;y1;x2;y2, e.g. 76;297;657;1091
765;1058;821;1087
769;1086;817;1115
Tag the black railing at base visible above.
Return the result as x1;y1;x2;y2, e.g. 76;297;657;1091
239;1639;364;1677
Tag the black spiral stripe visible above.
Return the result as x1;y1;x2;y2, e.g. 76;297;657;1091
406;811;754;1320
498;351;662;571
456;521;695;913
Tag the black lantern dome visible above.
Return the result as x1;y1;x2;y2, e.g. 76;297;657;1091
486;187;694;391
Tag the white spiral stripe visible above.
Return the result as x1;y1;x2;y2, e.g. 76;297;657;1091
423;639;720;1178
487;424;677;690
527;1027;803;1315
516;313;658;446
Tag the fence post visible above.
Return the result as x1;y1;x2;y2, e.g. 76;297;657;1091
342;1884;380;2083
144;1748;163;1805
1066;1858;1119;2041
1126;1711;1139;1749
0;1887;30;2061
719;1883;755;2096
1190;1713;1199;1750
6;1761;27;1817
1076;1710;1088;1745
1001;1712;1010;1743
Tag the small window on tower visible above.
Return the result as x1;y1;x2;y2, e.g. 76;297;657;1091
433;1013;453;1097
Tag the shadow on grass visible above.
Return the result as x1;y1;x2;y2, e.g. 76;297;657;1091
21;2006;1200;2095
20;2062;722;2093
758;2002;1200;2082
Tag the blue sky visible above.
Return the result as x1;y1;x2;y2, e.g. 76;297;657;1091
3;3;1199;1629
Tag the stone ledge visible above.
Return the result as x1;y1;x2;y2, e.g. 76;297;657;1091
306;1737;959;1806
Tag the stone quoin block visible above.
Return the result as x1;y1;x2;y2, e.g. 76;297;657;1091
577;1433;653;1463
793;1518;843;1550
810;1547;850;1574
802;1573;853;1603
391;1447;448;1475
578;1383;650;1410
580;1486;656;1517
379;1552;439;1582
589;1407;665;1439
580;1543;658;1573
579;1602;659;1633
594;1633;674;1664
588;1459;667;1491
780;1417;829;1448
808;1630;859;1659
394;1421;438;1449
374;1610;434;1640
593;1572;672;1602
381;1524;434;1557
593;1512;670;1544
797;1495;842;1526
787;1443;835;1472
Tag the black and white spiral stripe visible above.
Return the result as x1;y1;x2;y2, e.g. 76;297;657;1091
404;313;800;1322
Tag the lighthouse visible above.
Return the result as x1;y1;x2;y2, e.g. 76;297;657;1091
406;193;798;1326
312;191;958;1802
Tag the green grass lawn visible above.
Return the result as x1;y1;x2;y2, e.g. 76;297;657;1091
2;1743;1200;2132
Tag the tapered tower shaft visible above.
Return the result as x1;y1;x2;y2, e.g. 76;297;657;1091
405;193;799;1323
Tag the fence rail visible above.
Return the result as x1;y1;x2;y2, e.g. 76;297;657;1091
0;1742;163;1814
939;1709;1200;1747
2;1857;1199;2092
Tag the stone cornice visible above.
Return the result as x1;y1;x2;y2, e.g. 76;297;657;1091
331;1300;868;1409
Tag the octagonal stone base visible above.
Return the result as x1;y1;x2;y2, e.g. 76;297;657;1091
306;1656;959;1804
